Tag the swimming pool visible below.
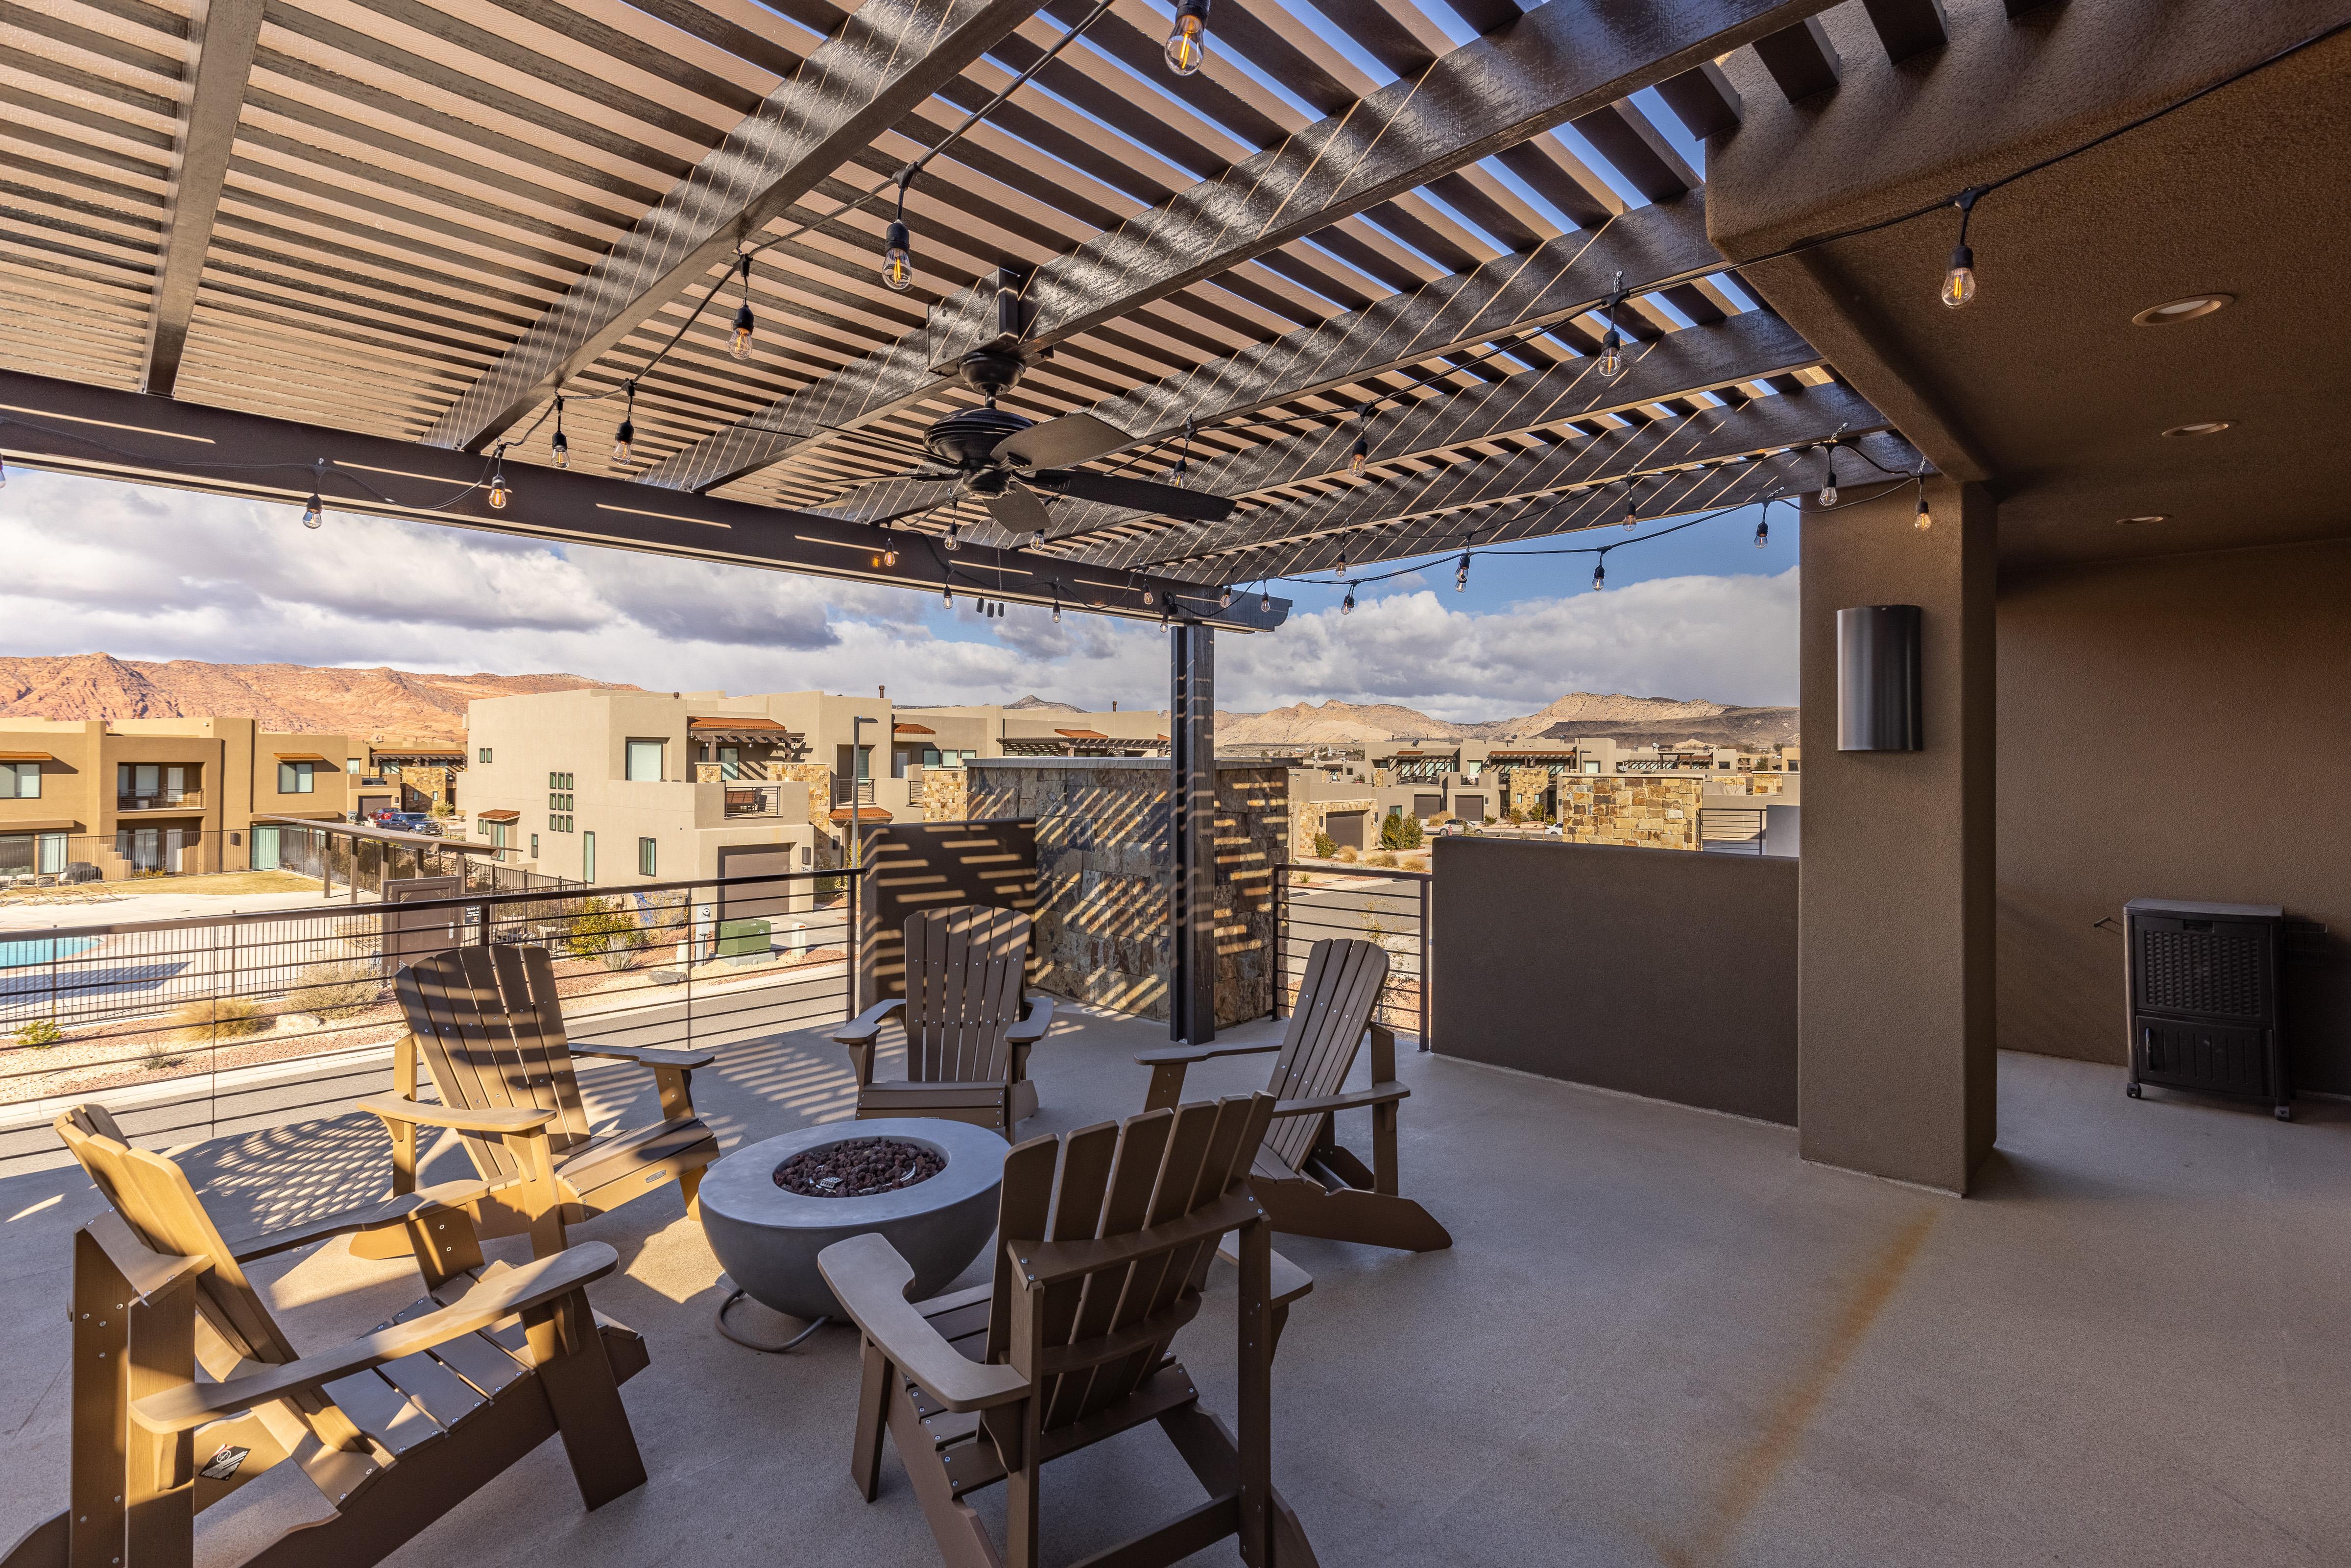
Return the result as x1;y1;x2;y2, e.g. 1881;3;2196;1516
0;937;102;969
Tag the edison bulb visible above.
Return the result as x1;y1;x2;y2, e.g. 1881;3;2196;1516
1941;245;1976;309
1164;8;1205;74
882;221;914;292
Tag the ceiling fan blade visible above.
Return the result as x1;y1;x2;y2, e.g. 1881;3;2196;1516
813;475;963;525
991;411;1132;470
1029;469;1234;522
982;485;1053;535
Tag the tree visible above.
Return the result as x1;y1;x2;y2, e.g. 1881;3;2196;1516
1380;809;1423;851
1312;829;1338;858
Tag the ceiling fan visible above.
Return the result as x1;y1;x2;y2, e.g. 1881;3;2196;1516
818;289;1235;538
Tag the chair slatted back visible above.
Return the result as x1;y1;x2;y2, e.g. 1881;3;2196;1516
56;1105;302;1371
395;945;593;1182
901;906;1030;1085
1262;938;1390;1172
992;1094;1274;1436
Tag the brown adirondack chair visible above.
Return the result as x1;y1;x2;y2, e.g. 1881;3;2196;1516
8;1104;648;1568
818;1092;1321;1568
377;943;719;1256
833;905;1052;1137
1137;936;1453;1253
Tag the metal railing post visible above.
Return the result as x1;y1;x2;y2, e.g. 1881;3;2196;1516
1418;873;1432;1053
846;855;861;1022
1270;864;1284;1021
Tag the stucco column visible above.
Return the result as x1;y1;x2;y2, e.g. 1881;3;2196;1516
1798;477;1995;1192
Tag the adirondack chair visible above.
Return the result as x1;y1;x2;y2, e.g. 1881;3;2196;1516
1136;937;1453;1253
7;1104;648;1568
833;905;1052;1137
378;943;719;1256
818;1092;1321;1568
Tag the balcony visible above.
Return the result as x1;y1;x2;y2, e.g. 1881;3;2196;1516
720;783;789;818
114;790;201;812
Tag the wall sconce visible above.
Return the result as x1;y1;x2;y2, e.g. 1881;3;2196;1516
1837;605;1922;751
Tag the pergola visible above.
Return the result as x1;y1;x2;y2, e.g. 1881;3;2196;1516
5;0;2342;1078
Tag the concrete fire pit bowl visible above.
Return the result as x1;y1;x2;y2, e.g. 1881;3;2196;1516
699;1118;1008;1325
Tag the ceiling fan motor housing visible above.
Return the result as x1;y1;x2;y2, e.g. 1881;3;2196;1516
927;404;1033;469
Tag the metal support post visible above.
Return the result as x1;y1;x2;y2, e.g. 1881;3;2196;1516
1169;621;1216;1044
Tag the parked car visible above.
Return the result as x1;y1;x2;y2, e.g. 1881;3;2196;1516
384;813;439;836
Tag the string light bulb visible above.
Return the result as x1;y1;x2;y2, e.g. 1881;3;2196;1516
1164;0;1208;75
1818;443;1839;509
550;397;569;469
944;520;960;552
1754;515;1769;549
1052;589;1062;623
1915;488;1933;531
1455;552;1470;592
488;450;509;510
1142;588;1155;606
1219;587;1233;608
1592;556;1607;592
1341;584;1356;615
1941;187;1984;309
1622;481;1639;530
302;474;324;530
1333;551;1347;577
1595;271;1631;383
1260;589;1272;613
613;380;637;464
883;548;898;567
882;218;914;291
730;253;756;359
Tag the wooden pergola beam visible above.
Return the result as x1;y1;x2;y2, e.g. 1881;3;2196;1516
143;0;265;397
640;0;1847;496
424;0;1052;454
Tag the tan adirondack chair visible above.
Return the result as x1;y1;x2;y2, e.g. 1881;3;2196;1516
1137;936;1453;1253
833;905;1052;1137
377;943;719;1255
6;1105;648;1568
818;1093;1321;1568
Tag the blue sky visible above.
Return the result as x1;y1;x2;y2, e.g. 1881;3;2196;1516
1;468;1798;720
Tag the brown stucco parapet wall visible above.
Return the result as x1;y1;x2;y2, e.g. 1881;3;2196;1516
967;758;1284;1027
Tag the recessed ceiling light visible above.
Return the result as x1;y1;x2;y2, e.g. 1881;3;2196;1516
2132;294;2233;326
2117;515;2169;525
2160;421;2233;437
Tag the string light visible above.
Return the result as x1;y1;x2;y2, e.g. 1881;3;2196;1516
487;448;509;509
882;548;898;567
1260;588;1272;613
1333;551;1347;577
550;397;569;469
1051;585;1062;623
882;170;915;292
302;461;325;529
1595;271;1631;384
1754;514;1769;549
1172;417;1194;487
1818;442;1839;508
1915;488;1934;530
1455;551;1470;592
944;520;960;552
1622;480;1640;529
1349;408;1370;477
1163;0;1208;75
729;253;756;358
1219;586;1232;607
613;380;637;464
941;583;953;607
1341;583;1356;615
1162;598;1175;626
1142;588;1155;605
1942;187;1985;309
1592;554;1607;591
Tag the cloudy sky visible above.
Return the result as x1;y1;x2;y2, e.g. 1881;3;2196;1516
2;466;1799;719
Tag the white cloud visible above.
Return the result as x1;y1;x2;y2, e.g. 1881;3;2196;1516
0;470;1797;716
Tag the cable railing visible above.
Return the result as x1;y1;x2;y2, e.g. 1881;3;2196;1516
0;868;862;1171
1272;861;1430;1049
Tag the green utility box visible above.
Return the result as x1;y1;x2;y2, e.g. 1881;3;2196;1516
716;917;771;959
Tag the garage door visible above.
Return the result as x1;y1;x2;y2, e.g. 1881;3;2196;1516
1412;793;1444;818
1453;793;1486;821
1324;809;1367;851
716;843;796;923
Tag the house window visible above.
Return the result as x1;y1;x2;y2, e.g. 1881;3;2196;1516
625;740;664;782
549;814;574;832
637;836;657;877
3;761;38;799
548;771;573;789
478;747;493;763
277;760;315;794
582;831;596;883
530;833;539;858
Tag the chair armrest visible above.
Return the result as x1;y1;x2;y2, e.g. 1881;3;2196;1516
221;1178;495;1262
1003;995;1055;1046
1134;1040;1280;1068
1214;1238;1313;1311
356;1096;558;1137
572;1044;714;1070
1266;1083;1410;1119
832;998;905;1047
818;1234;1028;1415
130;1242;621;1434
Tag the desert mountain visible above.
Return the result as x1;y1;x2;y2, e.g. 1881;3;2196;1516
1001;694;1084;712
1211;693;1794;750
0;653;634;746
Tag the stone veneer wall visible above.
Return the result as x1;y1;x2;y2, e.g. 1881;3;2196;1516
771;761;841;866
1504;767;1557;819
967;759;1283;1027
915;766;970;822
1292;795;1374;857
1557;776;1703;850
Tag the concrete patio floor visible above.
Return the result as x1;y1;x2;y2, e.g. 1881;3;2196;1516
0;1002;2344;1568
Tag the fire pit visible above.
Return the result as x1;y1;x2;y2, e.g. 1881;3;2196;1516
698;1118;1008;1338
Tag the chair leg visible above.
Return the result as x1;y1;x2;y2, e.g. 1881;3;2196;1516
851;1340;890;1502
885;1379;1001;1568
525;1293;648;1511
676;1164;704;1220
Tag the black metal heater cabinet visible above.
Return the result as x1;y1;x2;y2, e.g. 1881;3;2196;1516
2122;899;2290;1119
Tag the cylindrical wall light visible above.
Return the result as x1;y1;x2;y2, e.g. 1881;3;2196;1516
1837;604;1922;751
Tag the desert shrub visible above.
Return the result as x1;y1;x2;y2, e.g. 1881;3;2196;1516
1401;854;1430;873
1312;830;1337;858
1333;845;1359;863
564;896;645;967
428;797;454;819
168;997;268;1046
1379;809;1424;851
291;959;383;1021
130;868;170;879
1364;850;1398;868
12;1018;63;1049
